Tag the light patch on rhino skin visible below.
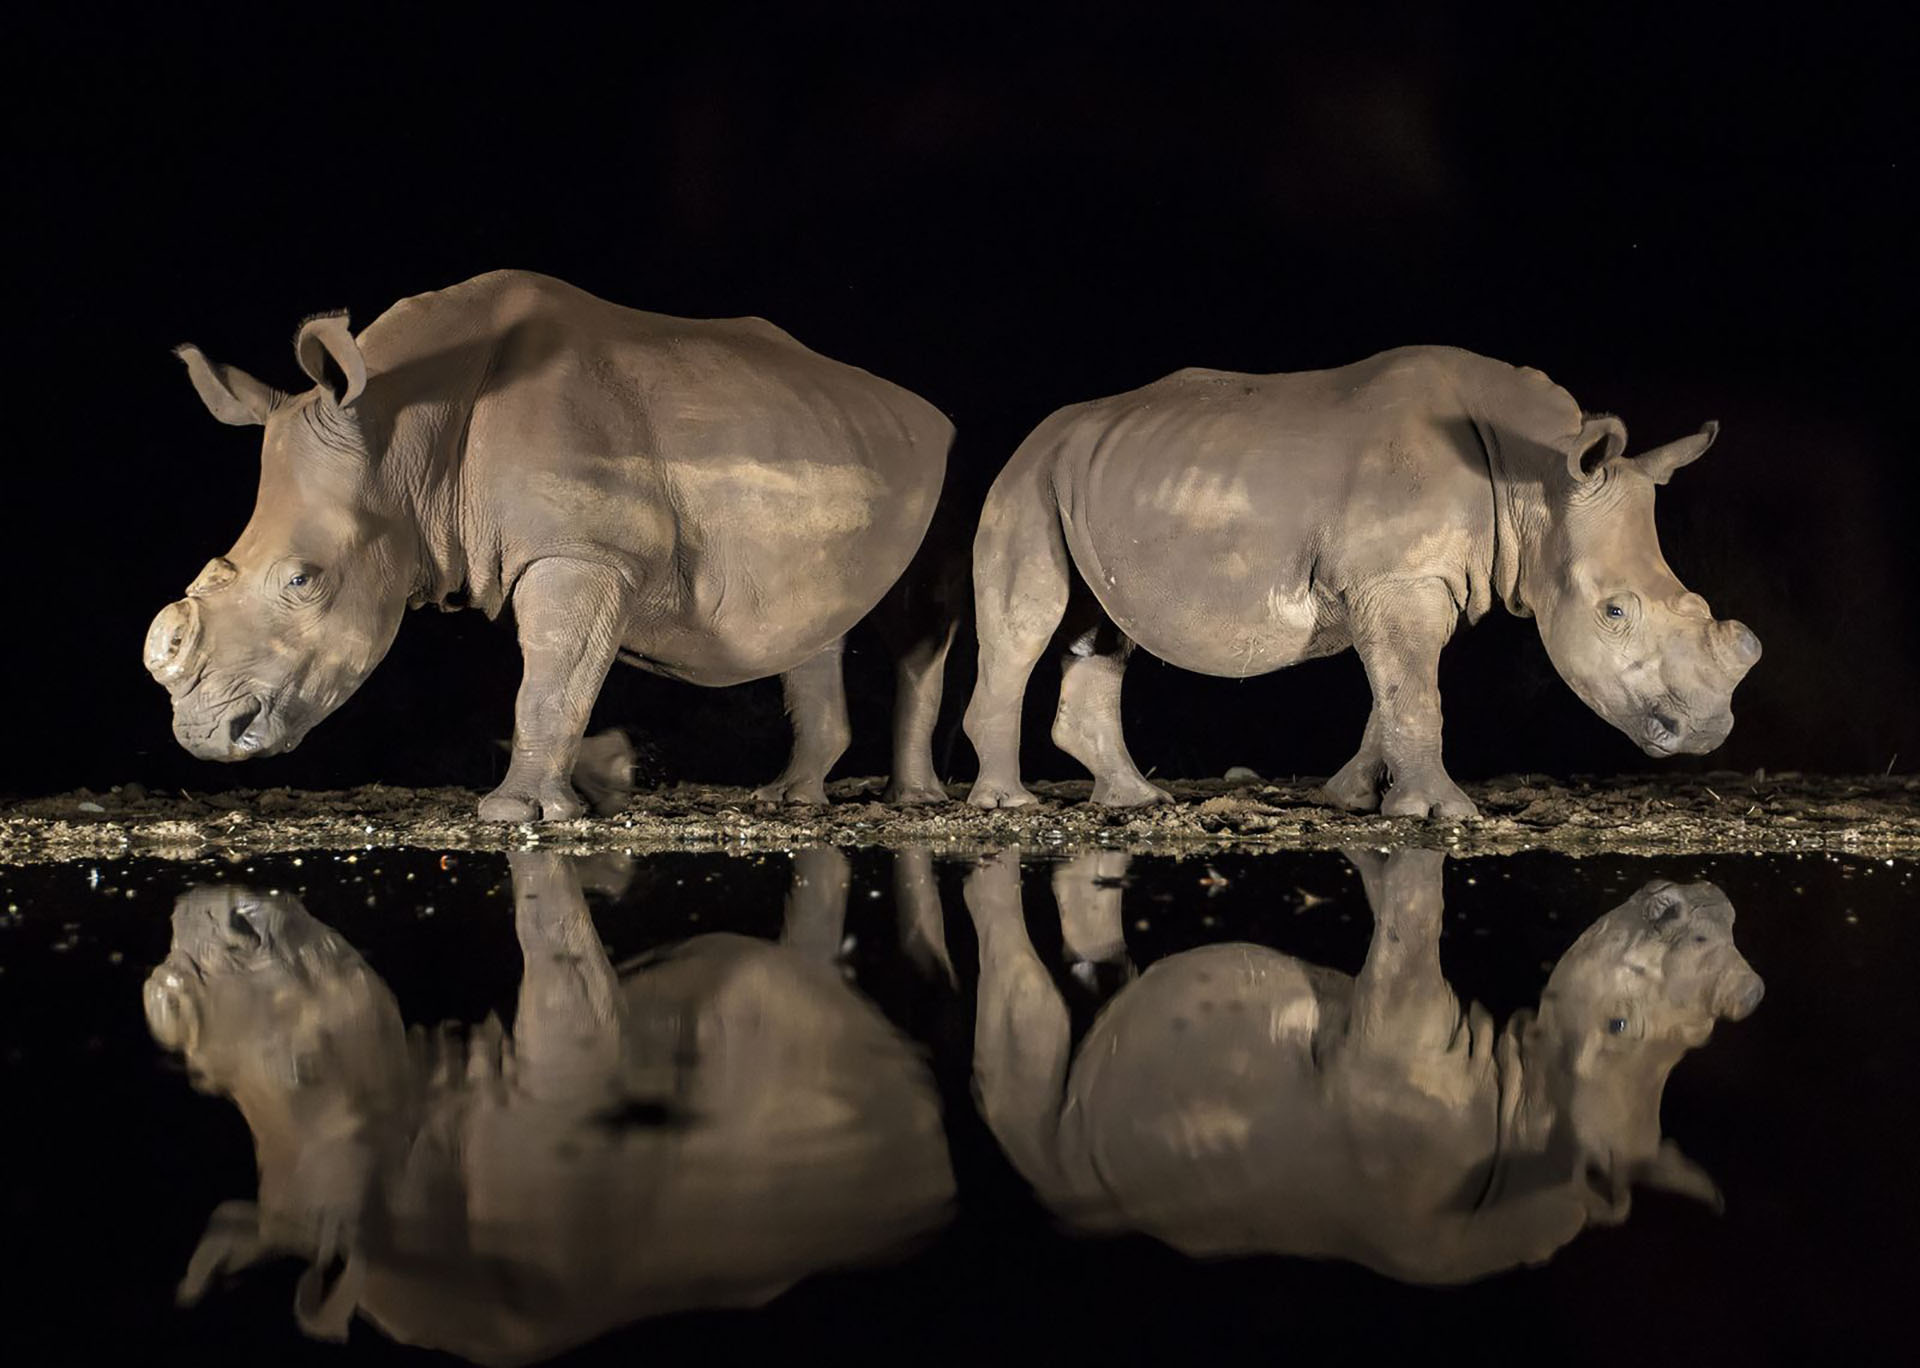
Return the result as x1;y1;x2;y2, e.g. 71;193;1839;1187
1141;468;1258;532
669;460;884;538
1269;994;1319;1043
1154;1100;1254;1157
1265;583;1315;627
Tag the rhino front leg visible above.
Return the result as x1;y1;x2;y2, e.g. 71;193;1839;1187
480;559;633;823
752;638;852;805
780;846;853;961
1322;710;1386;811
1336;578;1478;820
1342;846;1461;1052
507;851;625;1104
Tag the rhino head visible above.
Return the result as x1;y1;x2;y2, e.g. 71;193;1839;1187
143;885;412;1338
142;884;413;1131
143;316;416;761
1529;417;1762;757
1522;877;1763;1214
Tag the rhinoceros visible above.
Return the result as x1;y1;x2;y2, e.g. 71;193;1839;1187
142;849;954;1365
963;346;1762;815
966;846;1762;1284
143;271;958;820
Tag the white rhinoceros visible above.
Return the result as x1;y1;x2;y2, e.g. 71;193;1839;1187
142;849;954;1365
965;846;1763;1284
144;271;959;819
963;347;1762;814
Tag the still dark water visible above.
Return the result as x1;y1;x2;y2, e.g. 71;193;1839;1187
2;843;1914;1366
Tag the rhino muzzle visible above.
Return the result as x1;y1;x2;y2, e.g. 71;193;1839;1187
1641;708;1733;758
145;598;205;689
1712;619;1763;679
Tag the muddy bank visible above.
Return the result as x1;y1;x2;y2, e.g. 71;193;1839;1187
4;771;1917;864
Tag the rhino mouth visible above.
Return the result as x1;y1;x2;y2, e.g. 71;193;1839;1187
175;691;302;762
1639;711;1684;758
1639;706;1734;759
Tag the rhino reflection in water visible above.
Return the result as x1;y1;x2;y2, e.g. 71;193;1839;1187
968;848;1763;1284
142;850;954;1365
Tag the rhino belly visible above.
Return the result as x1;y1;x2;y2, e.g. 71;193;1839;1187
1065;946;1343;1248
1060;495;1343;678
617;502;924;685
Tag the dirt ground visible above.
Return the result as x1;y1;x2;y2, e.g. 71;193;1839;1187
5;770;1919;864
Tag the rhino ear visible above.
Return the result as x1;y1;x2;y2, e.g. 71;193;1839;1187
176;1199;267;1306
176;344;278;426
1634;422;1719;486
1634;1138;1725;1213
1566;414;1629;482
294;312;367;409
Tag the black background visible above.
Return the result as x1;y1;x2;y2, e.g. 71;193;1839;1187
7;3;1912;799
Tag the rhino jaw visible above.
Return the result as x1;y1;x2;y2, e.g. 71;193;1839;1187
1638;707;1734;758
173;691;304;762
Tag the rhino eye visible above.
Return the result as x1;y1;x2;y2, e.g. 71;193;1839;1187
1607;1017;1629;1035
288;574;308;588
1604;603;1626;619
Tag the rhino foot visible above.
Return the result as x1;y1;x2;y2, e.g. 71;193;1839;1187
1091;774;1173;807
1380;780;1479;821
1320;767;1384;812
883;778;952;805
968;779;1039;809
478;783;588;823
751;777;830;805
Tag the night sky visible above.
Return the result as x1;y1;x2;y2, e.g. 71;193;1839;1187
8;4;1911;799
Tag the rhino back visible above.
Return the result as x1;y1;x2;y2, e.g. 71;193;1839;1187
366;272;951;679
1043;346;1539;674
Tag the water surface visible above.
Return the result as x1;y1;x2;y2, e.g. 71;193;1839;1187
2;844;1913;1364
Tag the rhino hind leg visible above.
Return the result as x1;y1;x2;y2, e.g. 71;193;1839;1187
1331;578;1478;820
964;467;1075;809
752;638;852;805
1051;603;1169;807
480;559;633;823
874;534;963;803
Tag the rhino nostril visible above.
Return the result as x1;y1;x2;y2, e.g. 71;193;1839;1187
228;702;262;747
1719;620;1762;670
1724;976;1765;1020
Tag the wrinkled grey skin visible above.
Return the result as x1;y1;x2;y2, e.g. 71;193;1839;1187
144;271;958;820
964;347;1762;816
966;846;1762;1284
142;851;953;1366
